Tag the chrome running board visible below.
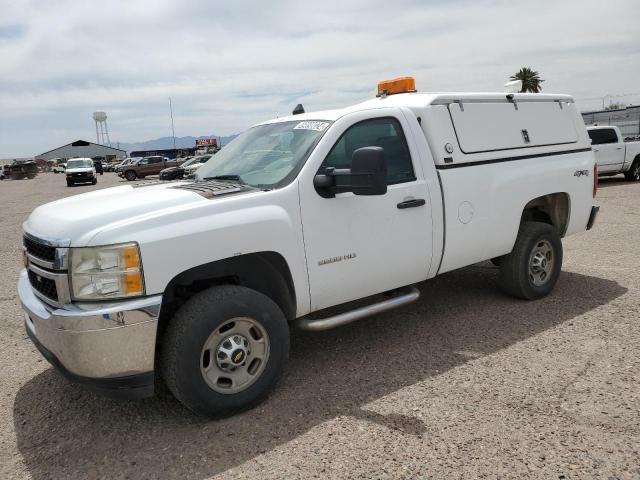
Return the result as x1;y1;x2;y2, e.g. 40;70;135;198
296;287;420;331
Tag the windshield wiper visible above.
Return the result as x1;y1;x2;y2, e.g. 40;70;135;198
201;174;245;184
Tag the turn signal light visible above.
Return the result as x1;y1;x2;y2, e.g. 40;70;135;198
124;272;144;296
123;244;141;269
377;77;417;97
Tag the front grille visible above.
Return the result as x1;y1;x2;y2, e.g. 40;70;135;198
24;236;56;262
73;172;87;177
28;270;58;301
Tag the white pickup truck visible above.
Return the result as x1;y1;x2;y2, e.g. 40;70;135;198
19;77;599;416
587;125;640;181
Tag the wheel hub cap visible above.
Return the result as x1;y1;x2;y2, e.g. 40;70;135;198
200;317;270;394
216;334;250;371
529;240;554;287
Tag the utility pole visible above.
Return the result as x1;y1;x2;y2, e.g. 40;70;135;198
169;97;176;149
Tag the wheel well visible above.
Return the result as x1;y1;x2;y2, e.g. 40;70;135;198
157;252;297;345
521;193;570;237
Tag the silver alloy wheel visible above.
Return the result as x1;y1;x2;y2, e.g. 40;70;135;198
529;239;554;287
200;317;270;394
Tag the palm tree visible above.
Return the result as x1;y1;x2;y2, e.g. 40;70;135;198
510;67;544;93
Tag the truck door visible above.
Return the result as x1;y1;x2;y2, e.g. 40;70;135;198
298;109;433;312
589;128;624;173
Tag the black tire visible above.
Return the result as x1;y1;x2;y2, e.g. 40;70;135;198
161;285;289;416
499;221;563;300
124;170;137;181
66;181;73;187
92;178;97;185
624;157;640;182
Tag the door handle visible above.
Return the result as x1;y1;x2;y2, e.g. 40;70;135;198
397;198;426;209
593;148;599;152
615;147;623;150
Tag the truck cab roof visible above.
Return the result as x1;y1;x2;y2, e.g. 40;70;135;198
261;91;576;125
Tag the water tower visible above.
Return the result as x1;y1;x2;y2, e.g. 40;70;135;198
92;111;111;146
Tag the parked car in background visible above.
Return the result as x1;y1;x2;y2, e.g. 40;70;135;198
119;156;177;181
52;163;66;174
104;162;118;172
587;125;640;181
114;157;140;174
65;158;97;186
159;155;212;180
9;160;38;180
0;165;6;180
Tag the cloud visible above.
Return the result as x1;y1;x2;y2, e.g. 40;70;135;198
0;0;639;156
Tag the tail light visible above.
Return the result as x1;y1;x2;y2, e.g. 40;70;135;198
593;163;598;198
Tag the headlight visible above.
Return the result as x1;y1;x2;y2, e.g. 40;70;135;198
70;243;145;300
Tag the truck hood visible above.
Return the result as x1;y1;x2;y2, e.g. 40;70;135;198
23;181;250;245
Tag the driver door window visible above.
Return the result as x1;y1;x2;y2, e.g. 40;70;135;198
320;117;416;187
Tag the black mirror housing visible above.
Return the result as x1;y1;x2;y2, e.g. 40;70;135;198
313;146;387;197
351;147;387;195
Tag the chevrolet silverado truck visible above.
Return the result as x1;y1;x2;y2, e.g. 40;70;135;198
118;156;177;181
19;77;599;416
586;125;640;181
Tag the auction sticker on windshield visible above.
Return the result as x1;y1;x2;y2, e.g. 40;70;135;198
294;121;330;131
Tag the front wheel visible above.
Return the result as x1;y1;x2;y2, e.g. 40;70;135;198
161;285;289;416
499;221;563;300
624;158;640;182
124;170;137;181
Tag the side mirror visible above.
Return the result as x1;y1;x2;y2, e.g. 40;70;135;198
350;147;387;196
313;146;387;197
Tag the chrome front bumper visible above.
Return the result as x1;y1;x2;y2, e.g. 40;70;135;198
18;270;162;398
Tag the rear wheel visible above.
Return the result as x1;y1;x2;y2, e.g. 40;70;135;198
125;170;137;181
499;221;562;300
624;158;640;181
161;285;289;416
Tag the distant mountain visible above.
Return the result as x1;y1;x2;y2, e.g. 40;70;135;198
115;134;238;153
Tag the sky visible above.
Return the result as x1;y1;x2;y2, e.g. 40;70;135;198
1;0;639;157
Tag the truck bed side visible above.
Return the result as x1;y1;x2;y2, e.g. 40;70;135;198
419;101;594;274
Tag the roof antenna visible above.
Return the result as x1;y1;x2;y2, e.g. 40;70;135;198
292;104;305;115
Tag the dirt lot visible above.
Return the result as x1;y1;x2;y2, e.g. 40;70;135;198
0;173;638;479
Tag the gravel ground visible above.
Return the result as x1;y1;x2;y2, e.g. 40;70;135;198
0;173;638;479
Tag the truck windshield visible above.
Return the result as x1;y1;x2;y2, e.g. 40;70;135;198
194;120;331;188
66;159;92;169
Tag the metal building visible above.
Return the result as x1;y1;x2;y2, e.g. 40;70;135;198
582;105;640;138
36;140;126;162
